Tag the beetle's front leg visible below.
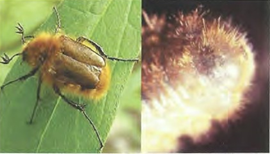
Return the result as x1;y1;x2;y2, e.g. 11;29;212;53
16;23;34;44
0;53;22;64
1;66;39;91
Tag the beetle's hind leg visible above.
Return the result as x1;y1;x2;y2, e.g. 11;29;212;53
76;36;139;62
53;85;86;110
16;23;34;44
53;6;61;33
53;85;104;150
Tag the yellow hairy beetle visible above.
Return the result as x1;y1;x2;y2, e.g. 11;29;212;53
0;7;138;150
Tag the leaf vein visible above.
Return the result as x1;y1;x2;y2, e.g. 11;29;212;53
35;97;61;152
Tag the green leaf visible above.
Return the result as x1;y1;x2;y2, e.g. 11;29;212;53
0;0;141;152
103;66;141;152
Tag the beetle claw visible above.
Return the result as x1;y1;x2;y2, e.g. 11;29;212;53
0;53;11;64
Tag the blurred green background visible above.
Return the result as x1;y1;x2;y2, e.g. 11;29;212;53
0;0;141;152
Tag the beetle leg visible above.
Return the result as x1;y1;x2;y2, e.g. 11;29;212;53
1;67;39;91
76;36;139;62
53;85;86;110
53;6;61;33
53;85;104;150
16;23;34;44
29;76;42;124
0;53;22;64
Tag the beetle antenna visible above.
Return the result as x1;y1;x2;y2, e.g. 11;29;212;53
53;6;61;33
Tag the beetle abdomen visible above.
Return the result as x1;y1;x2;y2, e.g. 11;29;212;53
58;64;111;100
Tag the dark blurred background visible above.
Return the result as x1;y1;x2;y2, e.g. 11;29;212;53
143;0;269;152
0;1;141;152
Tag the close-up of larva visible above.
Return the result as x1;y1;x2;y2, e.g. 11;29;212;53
142;0;269;152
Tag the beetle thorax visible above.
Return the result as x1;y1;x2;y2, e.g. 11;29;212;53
22;33;61;67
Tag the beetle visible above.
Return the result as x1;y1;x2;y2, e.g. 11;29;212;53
0;6;138;150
